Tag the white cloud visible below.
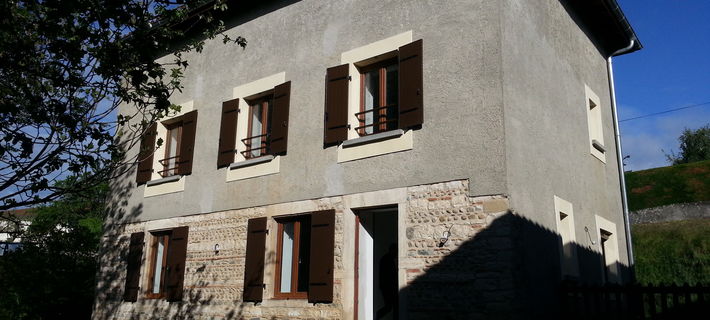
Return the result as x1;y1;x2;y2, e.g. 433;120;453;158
618;104;710;171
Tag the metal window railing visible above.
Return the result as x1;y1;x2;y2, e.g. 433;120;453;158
157;155;181;177
241;133;270;158
354;104;398;134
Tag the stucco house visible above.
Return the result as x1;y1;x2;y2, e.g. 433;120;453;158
93;0;641;319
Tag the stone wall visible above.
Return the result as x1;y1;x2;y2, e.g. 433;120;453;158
630;201;710;225
93;180;515;319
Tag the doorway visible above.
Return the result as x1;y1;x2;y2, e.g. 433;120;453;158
356;208;398;320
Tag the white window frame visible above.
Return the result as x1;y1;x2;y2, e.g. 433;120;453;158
585;85;606;163
554;196;579;278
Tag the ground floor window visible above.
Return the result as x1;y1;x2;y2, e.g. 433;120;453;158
275;215;311;299
147;231;171;298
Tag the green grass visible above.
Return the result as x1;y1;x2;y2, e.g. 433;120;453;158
625;160;710;211
632;218;709;285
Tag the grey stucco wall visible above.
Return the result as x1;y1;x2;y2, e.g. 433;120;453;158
116;0;507;223
500;0;629;286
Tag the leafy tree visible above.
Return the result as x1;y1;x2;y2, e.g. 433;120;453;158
0;0;245;212
666;124;710;165
0;176;108;319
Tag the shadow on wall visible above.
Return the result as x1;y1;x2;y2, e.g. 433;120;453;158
91;160;249;320
399;212;630;320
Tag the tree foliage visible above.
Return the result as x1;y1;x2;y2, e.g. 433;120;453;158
0;176;108;319
0;0;245;211
666;124;710;165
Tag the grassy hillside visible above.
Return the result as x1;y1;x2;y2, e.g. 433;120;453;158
632;218;709;285
625;160;710;211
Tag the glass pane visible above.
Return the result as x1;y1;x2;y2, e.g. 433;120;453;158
364;70;380;135
297;217;311;292
165;126;180;175
385;64;399;131
152;237;165;294
250;103;264;157
280;222;295;293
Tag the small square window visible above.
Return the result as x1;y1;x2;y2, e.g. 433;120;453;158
356;59;399;136
146;231;171;299
274;215;311;299
243;94;274;159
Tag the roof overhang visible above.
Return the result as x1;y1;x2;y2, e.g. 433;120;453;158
559;0;642;57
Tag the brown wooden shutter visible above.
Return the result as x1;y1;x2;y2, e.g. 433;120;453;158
243;217;268;302
398;39;423;129
123;232;145;302
136;123;157;184
165;226;189;302
308;209;335;303
324;64;349;146
218;99;239;168
177;110;198;175
269;81;291;155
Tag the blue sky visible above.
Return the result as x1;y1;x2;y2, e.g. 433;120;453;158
614;0;710;171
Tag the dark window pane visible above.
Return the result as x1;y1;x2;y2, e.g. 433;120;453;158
385;64;399;131
297;216;311;292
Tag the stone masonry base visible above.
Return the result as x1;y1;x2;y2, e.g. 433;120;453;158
93;180;518;320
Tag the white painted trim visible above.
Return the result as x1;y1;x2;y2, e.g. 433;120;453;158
595;215;621;283
553;195;579;278
585;85;606;163
226;155;280;182
144;175;186;198
337;130;413;163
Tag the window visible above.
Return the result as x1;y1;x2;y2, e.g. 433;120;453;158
554;196;578;279
122;227;189;302
159;122;182;177
357;59;399;136
585;85;605;162
599;228;621;284
147;231;171;298
324;38;422;146
595;215;621;284
274;215;311;299
242;210;335;303
135;110;198;184
244;94;273;159
217;80;291;169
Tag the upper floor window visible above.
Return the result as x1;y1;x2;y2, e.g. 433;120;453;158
160;122;182;177
357;59;399;136
585;85;605;163
324;38;423;146
217;81;291;168
244;94;274;159
135;110;198;185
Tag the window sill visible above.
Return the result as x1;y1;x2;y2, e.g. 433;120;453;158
144;175;185;198
337;129;413;163
226;155;280;182
229;155;274;170
145;175;181;187
591;140;606;153
342;129;404;148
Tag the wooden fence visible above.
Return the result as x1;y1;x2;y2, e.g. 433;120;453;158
560;283;710;319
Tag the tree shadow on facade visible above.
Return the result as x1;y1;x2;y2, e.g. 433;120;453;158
399;212;630;320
